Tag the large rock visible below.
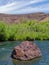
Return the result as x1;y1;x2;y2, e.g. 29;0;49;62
11;41;42;60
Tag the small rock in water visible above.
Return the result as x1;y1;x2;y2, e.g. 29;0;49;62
11;41;42;61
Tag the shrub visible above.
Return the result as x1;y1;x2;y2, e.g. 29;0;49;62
0;20;49;41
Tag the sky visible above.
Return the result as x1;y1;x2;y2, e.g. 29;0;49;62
0;0;49;14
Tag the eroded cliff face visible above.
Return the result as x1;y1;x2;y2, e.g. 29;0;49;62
11;41;42;60
0;12;49;23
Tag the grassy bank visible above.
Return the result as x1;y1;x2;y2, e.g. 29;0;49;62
0;20;49;41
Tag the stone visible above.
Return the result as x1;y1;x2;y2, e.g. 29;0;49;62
11;41;42;60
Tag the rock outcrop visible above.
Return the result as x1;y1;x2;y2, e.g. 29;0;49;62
11;41;42;60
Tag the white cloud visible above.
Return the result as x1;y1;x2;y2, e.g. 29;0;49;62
0;0;47;14
15;3;49;14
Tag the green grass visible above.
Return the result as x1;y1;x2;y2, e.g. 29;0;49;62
0;20;49;41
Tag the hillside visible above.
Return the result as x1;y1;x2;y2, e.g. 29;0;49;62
0;12;49;23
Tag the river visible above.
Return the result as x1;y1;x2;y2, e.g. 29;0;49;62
0;41;49;65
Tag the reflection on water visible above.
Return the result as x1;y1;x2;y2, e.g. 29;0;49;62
0;41;49;65
12;58;41;65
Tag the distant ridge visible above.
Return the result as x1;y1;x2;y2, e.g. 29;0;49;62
0;12;49;23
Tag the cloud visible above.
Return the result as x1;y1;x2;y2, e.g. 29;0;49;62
0;0;48;14
16;4;49;14
11;3;49;14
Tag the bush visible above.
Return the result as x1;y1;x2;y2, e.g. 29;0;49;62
0;20;49;41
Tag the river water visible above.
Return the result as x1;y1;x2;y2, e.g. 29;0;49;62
0;41;49;65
